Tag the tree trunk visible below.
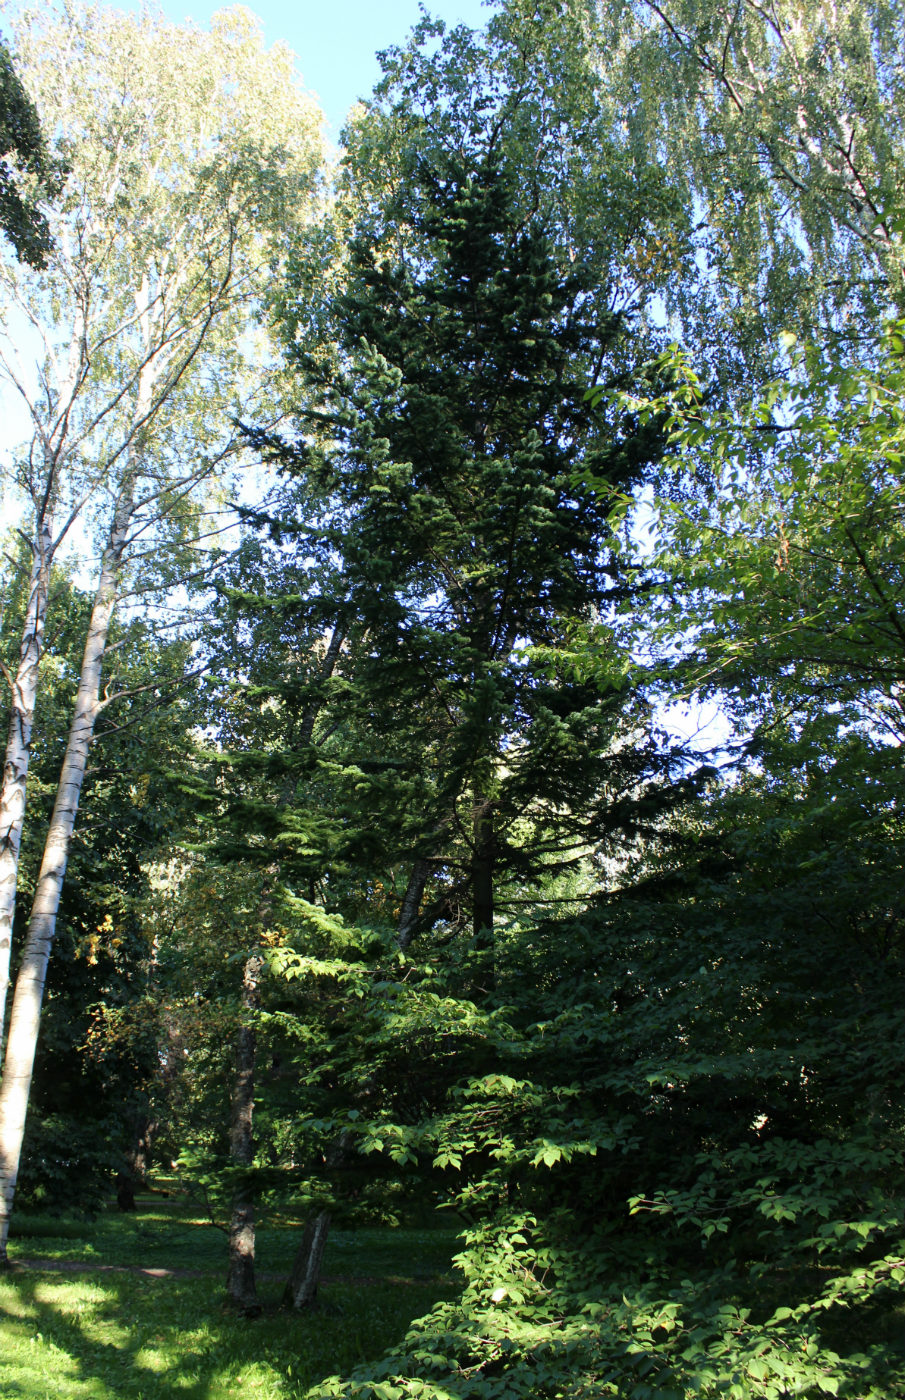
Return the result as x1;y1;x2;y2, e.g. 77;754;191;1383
128;1108;156;1184
226;953;262;1316
297;624;344;747
117;1107;155;1209
116;1172;137;1211
0;489;131;1266
282;1210;331;1310
0;513;53;1044
222;620;343;1310
472;798;495;943
398;858;431;951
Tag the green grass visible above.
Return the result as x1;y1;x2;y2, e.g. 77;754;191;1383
7;1197;458;1277
0;1194;460;1399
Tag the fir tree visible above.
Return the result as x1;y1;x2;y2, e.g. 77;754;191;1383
268;19;671;946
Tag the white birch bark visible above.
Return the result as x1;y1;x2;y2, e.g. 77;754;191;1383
0;8;326;1265
0;301;89;1044
0;21;325;1051
282;1210;331;1309
0;512;53;1042
0;484;133;1263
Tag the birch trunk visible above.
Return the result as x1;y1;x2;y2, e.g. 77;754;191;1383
0;488;132;1265
0;513;53;1043
282;1210;331;1309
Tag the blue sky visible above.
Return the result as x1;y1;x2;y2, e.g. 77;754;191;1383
157;0;495;138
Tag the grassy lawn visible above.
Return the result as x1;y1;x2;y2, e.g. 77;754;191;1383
0;1195;460;1399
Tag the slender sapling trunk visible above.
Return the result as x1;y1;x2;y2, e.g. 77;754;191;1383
282;1210;331;1309
398;858;431;951
472;798;495;943
222;620;345;1308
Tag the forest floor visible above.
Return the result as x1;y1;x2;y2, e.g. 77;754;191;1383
0;1190;460;1399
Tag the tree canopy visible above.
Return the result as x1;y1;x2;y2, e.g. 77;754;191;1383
0;3;902;1398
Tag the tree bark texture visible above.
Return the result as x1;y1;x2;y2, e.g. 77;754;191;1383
127;1108;156;1184
297;624;344;748
117;1107;156;1209
226;954;263;1315
0;512;53;1044
472;798;495;943
398;858;431;951
0;488;131;1265
282;1210;331;1310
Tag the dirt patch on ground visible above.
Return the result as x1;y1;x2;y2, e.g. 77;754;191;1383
11;1258;214;1280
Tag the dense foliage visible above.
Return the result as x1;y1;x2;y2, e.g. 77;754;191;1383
258;10;677;940
306;737;905;1398
0;34;56;265
0;1;903;1397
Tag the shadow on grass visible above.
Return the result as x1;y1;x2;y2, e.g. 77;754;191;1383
0;1265;456;1400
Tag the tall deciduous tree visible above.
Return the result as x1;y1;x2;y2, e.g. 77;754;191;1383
625;321;905;749
0;553;202;1214
0;3;325;1264
589;0;905;374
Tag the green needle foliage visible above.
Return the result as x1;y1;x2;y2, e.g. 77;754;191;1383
258;8;676;937
2;7;903;1400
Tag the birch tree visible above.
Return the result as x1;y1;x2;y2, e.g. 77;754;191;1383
0;3;324;1263
586;0;905;370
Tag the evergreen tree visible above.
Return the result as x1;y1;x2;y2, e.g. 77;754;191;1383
266;14;671;946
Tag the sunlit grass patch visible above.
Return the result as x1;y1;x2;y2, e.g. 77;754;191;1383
0;1197;459;1400
1;1272;455;1399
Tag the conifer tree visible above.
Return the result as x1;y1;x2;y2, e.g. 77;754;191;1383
267;12;672;946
